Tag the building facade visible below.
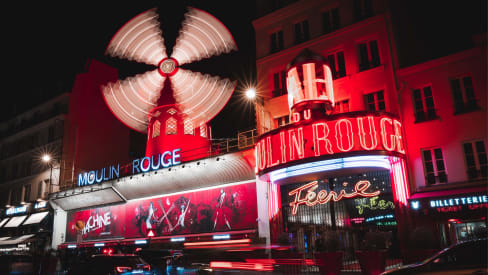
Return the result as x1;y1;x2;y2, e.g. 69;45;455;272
252;0;486;256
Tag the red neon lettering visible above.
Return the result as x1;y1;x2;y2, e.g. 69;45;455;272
312;122;333;156
324;65;334;106
292;112;300;123
266;136;280;167
288;180;380;215
335;119;354;152
357;116;378;150
380;117;395;151
393;120;405;154
303;63;317;100
288;128;304;161
287;68;303;109
280;131;287;164
303;109;311;120
256;139;267;171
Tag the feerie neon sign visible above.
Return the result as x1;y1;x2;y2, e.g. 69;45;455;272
289;180;380;214
256;113;404;174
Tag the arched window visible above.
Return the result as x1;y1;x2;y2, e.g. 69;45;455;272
152;120;161;138
184;119;193;135
166;117;177;135
200;124;207;138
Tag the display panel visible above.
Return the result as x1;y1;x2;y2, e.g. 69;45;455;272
66;182;257;242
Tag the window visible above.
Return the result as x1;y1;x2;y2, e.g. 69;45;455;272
272;70;287;97
463;140;487;180
353;0;373;21
413;86;437;122
152;120;161;138
327;51;346;79
294;20;310;44
270;30;284;53
422;148;448;185
23;184;31;202
450;76;479;114
200;125;207;138
322;8;340;34
364;90;385;111
334;99;349;113
184;119;193;135
37;181;45;199
166;117;177;135
358;40;380;71
275;115;289;127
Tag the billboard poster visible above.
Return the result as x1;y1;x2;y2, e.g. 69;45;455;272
66;182;257;242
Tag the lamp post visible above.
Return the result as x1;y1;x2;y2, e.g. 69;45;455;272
42;154;54;195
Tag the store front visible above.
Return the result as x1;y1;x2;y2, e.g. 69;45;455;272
0;201;52;253
51;149;262;253
408;186;488;246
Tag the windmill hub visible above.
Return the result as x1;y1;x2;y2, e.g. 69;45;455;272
158;57;178;76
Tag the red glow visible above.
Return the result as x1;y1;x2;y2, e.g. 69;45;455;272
288;180;380;214
389;156;410;206
210;261;274;271
256;113;405;174
147;229;155;237
184;238;251;247
267;182;281;220
116;266;131;273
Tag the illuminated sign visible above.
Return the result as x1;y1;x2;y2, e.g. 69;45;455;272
78;148;181;186
355;197;395;215
429;195;487;208
6;206;27;215
256;113;404;174
288;180;380;215
410;194;488;213
82;212;111;235
34;201;47;209
287;61;334;112
365;214;394;223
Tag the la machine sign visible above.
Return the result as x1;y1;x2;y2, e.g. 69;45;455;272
256;112;404;174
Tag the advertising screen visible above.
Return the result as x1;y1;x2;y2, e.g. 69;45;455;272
66;182;257;242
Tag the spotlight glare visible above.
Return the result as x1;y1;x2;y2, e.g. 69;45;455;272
245;88;256;100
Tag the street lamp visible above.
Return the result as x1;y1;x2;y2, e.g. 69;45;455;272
245;88;256;100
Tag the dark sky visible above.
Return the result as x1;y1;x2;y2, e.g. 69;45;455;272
0;1;485;137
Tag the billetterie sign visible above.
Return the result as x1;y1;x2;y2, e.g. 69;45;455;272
256;113;404;174
78;148;181;186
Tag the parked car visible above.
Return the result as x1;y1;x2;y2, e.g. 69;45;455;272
381;238;487;274
66;254;152;275
0;254;34;275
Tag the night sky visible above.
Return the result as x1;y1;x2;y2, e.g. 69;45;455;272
0;1;485;138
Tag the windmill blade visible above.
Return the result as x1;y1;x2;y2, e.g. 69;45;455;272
171;7;237;66
170;68;236;127
101;69;165;133
106;8;167;66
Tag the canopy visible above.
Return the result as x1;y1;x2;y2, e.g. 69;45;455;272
23;212;49;225
3;215;27;228
0;218;9;227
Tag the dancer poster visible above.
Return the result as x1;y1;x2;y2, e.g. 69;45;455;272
66;182;257;241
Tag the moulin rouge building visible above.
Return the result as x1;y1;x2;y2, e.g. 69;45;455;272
252;0;486;255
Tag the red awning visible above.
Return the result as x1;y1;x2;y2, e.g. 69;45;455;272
409;185;487;200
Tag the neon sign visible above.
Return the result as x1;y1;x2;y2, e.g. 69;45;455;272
429;195;488;208
287;61;334;112
288;180;380;215
78;148;181;186
256;113;404;174
6;205;27;215
82;212;111;235
355;197;395;215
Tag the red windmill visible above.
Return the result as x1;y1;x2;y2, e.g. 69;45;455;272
102;7;237;161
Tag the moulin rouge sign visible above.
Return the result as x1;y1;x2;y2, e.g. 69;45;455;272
256;113;405;174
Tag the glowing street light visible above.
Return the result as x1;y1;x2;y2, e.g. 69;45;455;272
245;88;256;100
42;154;51;163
